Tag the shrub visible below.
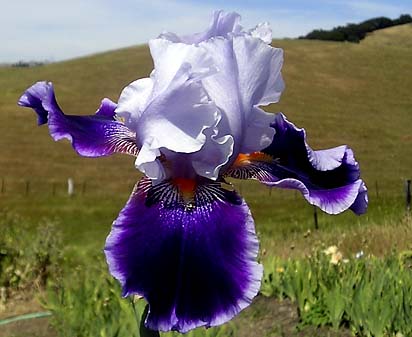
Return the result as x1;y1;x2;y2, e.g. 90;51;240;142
301;14;412;43
0;211;62;301
261;249;412;336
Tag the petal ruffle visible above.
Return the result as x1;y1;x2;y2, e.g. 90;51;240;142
18;81;138;157
200;35;283;159
104;179;262;332
225;113;367;215
116;41;221;180
159;10;242;44
159;12;284;167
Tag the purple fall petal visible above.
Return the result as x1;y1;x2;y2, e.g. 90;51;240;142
18;80;49;125
18;81;138;157
263;113;367;214
350;181;368;214
226;113;367;215
104;179;262;333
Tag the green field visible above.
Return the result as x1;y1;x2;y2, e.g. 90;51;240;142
1;24;412;336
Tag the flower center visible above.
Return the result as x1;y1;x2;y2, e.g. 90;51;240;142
172;178;197;203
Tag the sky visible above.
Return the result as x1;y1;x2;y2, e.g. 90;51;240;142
1;0;411;63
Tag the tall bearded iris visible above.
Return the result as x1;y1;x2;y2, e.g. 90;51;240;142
18;11;367;333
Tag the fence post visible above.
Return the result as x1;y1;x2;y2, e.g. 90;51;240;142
406;179;411;213
25;180;30;196
68;178;74;197
313;205;319;230
82;181;87;195
1;178;4;194
52;181;57;196
375;180;379;199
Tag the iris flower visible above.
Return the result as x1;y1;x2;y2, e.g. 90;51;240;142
18;11;367;333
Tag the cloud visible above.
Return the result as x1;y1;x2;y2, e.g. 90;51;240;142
321;0;412;19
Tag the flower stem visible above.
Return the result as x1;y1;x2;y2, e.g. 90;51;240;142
131;298;160;337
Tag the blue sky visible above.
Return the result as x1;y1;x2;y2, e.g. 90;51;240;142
1;0;411;63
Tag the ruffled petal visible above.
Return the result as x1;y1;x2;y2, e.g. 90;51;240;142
115;77;154;127
159;10;242;44
116;40;221;181
241;107;275;154
225;113;367;215
18;81;138;157
104;179;262;333
191;131;234;180
148;39;216;97
249;22;272;44
200;34;284;157
232;34;284;107
159;12;284;164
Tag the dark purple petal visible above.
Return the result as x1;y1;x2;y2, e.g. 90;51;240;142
350;181;368;214
225;113;367;215
104;179;262;333
18;81;138;157
18;80;49;125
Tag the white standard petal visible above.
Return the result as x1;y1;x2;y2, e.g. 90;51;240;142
135;142;166;181
232;34;284;107
116;77;153;127
200;34;284;159
136;74;218;154
116;39;222;180
159;10;242;44
131;67;219;180
149;39;216;95
201;37;243;144
249;22;273;44
191;123;234;180
241;107;275;154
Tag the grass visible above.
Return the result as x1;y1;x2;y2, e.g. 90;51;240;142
2;182;410;259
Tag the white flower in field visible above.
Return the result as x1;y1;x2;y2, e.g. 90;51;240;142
355;250;364;259
324;245;338;255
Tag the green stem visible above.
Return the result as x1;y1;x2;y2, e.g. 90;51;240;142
139;303;160;337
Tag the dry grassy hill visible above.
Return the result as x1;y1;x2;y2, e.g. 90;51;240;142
1;24;411;197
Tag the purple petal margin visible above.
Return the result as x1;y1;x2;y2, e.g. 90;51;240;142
18;81;138;157
104;179;262;333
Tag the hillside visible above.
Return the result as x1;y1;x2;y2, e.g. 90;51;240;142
1;25;411;197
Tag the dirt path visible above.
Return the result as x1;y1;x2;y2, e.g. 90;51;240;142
0;295;351;337
0;295;56;337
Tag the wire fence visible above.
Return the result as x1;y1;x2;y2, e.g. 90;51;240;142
0;177;138;198
1;177;411;228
